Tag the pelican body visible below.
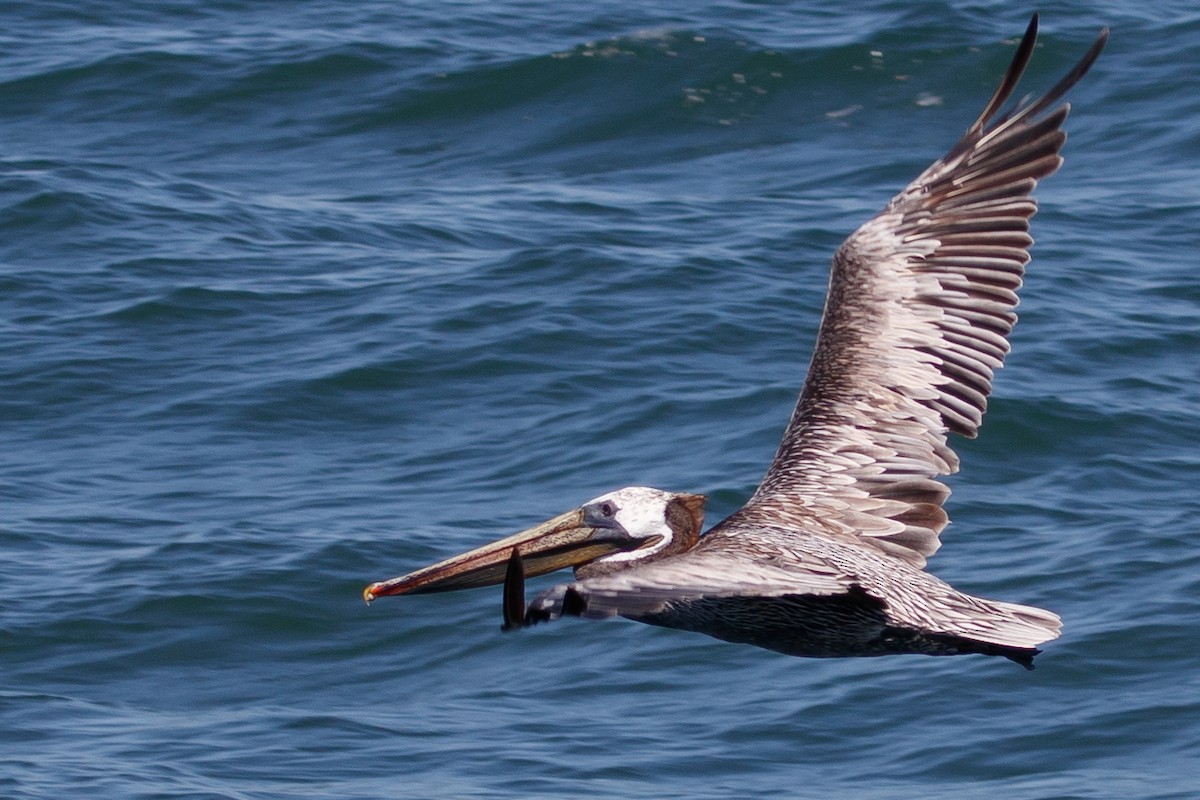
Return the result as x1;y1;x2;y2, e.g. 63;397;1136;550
365;17;1108;669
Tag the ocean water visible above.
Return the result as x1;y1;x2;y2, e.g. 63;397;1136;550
3;2;1199;798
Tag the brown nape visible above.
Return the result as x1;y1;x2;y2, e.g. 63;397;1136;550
665;493;706;554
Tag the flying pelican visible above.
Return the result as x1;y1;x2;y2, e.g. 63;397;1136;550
364;16;1108;669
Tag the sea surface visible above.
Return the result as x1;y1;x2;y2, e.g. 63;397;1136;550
3;2;1198;798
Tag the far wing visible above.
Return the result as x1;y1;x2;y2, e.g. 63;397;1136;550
525;534;853;621
719;17;1108;567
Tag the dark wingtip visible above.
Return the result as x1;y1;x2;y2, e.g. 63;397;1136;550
966;13;1040;137
1016;23;1108;122
1005;646;1041;671
954;16;1107;161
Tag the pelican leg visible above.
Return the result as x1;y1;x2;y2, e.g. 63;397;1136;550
501;548;526;631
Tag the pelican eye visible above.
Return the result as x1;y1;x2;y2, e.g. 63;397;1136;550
584;500;620;527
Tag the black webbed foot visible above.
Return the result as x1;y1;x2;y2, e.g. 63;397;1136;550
523;584;587;626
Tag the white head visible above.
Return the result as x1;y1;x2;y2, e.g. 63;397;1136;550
574;486;706;574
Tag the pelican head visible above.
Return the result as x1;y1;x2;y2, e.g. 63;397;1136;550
363;487;705;601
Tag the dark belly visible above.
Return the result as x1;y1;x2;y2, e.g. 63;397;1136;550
632;588;1031;664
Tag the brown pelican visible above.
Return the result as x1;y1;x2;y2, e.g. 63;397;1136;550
364;16;1108;669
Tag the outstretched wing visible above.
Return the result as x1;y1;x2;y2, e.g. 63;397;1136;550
717;17;1108;567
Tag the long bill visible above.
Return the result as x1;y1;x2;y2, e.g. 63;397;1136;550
363;507;643;603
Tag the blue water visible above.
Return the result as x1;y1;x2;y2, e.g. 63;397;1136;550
3;2;1199;798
